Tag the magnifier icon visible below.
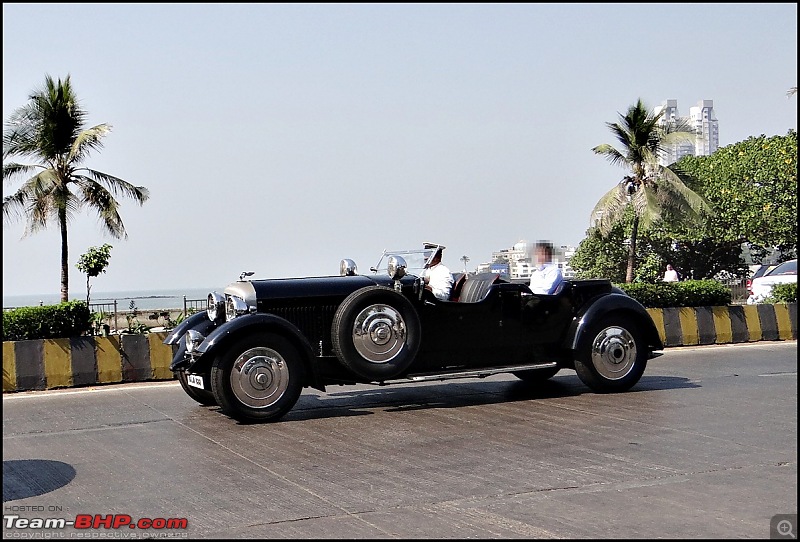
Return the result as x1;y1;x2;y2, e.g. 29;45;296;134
777;519;796;538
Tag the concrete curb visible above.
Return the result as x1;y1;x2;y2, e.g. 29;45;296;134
2;303;797;393
646;303;797;347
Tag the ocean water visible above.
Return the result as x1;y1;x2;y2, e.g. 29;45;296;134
3;287;220;311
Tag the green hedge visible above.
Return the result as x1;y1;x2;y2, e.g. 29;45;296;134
616;280;732;308
766;283;798;304
2;301;92;341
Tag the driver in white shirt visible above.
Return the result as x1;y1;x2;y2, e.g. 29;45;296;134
420;244;453;301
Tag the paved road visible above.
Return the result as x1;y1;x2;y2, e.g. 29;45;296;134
3;341;797;539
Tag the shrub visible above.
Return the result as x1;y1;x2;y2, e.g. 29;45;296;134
2;301;92;341
617;280;732;308
765;282;798;304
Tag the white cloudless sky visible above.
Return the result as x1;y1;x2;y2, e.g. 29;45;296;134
3;3;797;298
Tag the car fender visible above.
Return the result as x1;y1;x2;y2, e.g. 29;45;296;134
566;293;663;353
189;313;321;390
164;312;219;371
163;310;215;346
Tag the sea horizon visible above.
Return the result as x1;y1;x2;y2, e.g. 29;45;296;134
3;287;220;311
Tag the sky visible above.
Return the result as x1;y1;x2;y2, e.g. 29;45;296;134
2;3;797;298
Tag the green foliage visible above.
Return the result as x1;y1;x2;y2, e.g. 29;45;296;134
632;252;665;283
3;301;92;341
616;280;732;308
123;300;149;334
76;243;113;305
578;131;797;281
90;311;111;336
76;244;113;278
674;130;797;259
571;212;670;284
765;283;798;304
570;223;629;282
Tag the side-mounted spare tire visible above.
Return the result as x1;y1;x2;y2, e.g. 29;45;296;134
332;286;421;381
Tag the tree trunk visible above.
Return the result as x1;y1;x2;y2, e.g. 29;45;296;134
626;214;639;283
60;208;69;302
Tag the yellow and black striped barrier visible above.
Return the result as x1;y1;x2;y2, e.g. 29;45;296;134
646;303;797;347
3;332;174;393
2;304;797;393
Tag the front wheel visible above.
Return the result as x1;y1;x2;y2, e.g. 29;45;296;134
210;332;306;422
177;370;217;406
173;342;217;406
574;316;647;393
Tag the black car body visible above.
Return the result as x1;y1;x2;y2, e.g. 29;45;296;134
164;245;664;422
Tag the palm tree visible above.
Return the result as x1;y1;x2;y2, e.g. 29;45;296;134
3;74;149;302
591;98;712;282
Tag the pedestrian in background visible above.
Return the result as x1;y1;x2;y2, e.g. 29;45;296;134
663;264;679;282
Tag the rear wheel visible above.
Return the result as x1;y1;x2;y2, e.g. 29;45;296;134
574;315;647;393
210;332;305;422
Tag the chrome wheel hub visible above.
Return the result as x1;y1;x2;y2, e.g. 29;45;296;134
230;347;289;408
352;304;407;363
590;326;637;380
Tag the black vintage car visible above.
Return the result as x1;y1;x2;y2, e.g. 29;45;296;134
164;244;664;422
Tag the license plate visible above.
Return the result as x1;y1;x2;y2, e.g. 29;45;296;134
187;374;204;389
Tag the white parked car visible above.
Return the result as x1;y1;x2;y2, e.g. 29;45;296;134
747;259;797;304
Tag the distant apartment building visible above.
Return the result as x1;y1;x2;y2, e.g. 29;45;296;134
653;99;719;166
476;240;576;280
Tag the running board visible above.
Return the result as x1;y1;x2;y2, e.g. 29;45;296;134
402;362;559;383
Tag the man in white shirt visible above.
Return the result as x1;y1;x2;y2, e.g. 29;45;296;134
663;264;679;282
529;241;564;295
420;244;453;301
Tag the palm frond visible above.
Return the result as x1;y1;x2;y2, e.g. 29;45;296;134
3;162;41;182
73;177;128;238
658;167;714;216
591;143;628;168
590;182;630;236
68;124;112;164
80;170;150;204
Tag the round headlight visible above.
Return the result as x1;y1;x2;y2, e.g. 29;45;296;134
207;292;225;323
225;295;249;321
185;329;205;354
387;255;407;280
340;258;358;276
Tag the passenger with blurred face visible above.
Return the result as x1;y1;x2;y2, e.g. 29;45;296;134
529;240;563;295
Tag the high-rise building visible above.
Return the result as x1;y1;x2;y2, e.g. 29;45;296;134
653;99;719;166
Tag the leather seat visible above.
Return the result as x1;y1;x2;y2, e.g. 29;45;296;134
457;273;501;303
